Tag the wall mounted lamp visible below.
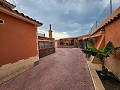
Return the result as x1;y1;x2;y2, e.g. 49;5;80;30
100;28;105;34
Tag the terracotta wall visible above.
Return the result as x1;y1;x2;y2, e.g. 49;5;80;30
90;30;105;50
105;19;120;61
104;18;120;79
38;36;55;48
60;39;72;45
90;7;120;79
0;11;38;66
96;35;105;50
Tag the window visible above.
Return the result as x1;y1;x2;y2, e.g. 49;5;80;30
0;19;4;24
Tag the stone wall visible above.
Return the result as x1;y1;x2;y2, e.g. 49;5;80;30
0;56;39;84
105;57;120;80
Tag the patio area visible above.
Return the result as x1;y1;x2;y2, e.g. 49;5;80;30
0;48;94;90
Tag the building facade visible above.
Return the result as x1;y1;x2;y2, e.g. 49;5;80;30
38;25;55;58
89;7;120;79
57;37;78;48
0;0;43;84
57;34;90;48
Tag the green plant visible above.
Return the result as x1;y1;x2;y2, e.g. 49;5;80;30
82;41;120;78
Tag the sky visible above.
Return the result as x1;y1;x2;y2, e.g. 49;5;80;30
7;0;113;39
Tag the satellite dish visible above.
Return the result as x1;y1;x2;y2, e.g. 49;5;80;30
0;19;4;24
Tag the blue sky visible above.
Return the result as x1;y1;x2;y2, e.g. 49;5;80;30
7;0;111;39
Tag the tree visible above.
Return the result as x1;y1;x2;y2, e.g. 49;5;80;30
82;41;120;77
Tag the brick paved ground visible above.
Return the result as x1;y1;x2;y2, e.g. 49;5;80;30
0;48;94;90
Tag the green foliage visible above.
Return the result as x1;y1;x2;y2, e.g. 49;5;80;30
82;41;99;56
82;41;120;60
82;41;120;78
99;71;116;78
106;72;116;78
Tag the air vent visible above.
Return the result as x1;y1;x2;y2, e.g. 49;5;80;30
34;60;39;66
0;19;4;24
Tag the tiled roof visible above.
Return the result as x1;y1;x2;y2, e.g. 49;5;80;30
102;13;120;27
60;37;75;40
2;0;15;7
0;1;43;26
38;33;45;37
38;36;55;40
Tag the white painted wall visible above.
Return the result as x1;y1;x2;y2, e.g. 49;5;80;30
55;41;57;48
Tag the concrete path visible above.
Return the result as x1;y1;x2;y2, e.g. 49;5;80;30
0;48;94;90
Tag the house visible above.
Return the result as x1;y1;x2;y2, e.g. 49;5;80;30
38;24;55;58
57;34;90;48
57;38;75;48
76;34;90;49
0;0;43;84
57;36;79;48
89;7;120;79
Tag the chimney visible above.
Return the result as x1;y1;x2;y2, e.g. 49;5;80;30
43;34;45;37
49;24;53;38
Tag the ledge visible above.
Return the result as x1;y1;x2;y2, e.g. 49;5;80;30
87;61;105;90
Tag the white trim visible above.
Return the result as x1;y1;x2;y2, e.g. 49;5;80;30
36;31;39;58
82;34;101;40
87;61;105;90
38;40;53;42
83;37;89;40
90;34;101;38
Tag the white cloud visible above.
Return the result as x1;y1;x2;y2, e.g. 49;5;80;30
38;29;69;40
6;0;120;38
38;29;46;34
53;32;70;40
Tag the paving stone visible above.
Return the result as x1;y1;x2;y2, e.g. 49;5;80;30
0;48;94;90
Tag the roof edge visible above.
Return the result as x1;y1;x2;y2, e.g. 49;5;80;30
0;0;15;9
0;6;43;26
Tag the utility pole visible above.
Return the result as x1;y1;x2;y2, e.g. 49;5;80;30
110;0;112;14
96;21;97;29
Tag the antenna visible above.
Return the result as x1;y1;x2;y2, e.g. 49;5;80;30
110;0;112;14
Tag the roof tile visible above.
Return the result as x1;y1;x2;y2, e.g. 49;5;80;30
0;1;43;26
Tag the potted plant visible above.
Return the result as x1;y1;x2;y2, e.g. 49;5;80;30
82;41;120;78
